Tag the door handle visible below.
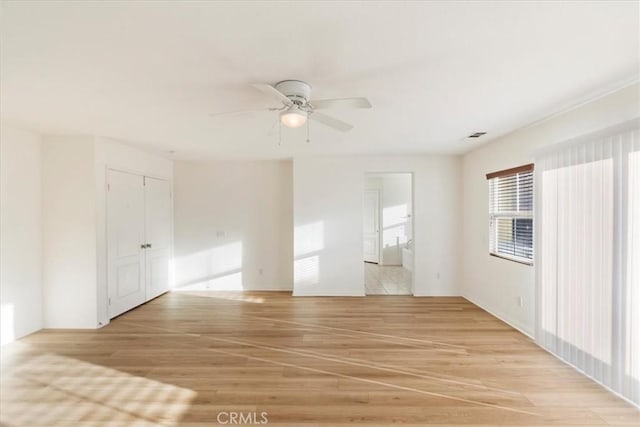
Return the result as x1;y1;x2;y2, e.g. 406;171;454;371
141;243;152;249
146;243;152;248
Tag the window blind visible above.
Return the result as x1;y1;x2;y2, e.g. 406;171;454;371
535;119;640;406
487;164;534;263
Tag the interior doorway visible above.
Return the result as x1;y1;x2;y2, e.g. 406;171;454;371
363;172;413;295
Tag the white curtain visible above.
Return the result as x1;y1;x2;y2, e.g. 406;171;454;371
535;119;640;406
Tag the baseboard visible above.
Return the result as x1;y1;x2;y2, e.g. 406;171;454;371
538;341;640;409
462;294;534;339
464;294;640;408
172;283;293;292
292;292;366;297
412;293;461;297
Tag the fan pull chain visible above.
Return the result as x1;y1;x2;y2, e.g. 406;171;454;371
306;115;311;143
278;121;282;147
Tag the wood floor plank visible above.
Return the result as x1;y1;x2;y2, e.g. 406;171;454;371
1;292;638;426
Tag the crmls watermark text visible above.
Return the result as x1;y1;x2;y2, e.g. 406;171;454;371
216;411;269;425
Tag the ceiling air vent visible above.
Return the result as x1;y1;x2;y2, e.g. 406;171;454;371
467;132;486;138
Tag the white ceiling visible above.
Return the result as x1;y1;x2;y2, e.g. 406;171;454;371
1;1;638;160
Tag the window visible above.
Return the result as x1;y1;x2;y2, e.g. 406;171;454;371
487;163;534;264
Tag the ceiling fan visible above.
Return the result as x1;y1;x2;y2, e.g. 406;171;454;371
209;80;372;133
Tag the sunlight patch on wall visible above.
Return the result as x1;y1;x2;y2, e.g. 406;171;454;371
383;204;408;228
294;221;324;256
174;272;243;291
382;204;410;266
172;291;265;304
294;221;324;290
174;241;243;288
295;255;319;286
383;225;409;248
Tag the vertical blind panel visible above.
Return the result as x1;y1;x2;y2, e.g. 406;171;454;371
540;168;558;343
536;122;640;405
625;149;640;403
555;160;613;367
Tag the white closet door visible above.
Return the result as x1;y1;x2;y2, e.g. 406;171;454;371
144;177;172;300
107;170;146;318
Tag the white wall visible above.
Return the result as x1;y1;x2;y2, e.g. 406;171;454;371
173;160;293;291
294;155;461;296
462;83;640;336
42;136;97;328
366;173;412;266
42;135;173;328
0;125;43;344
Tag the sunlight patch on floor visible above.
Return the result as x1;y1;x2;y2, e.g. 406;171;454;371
0;348;196;426
172;290;265;304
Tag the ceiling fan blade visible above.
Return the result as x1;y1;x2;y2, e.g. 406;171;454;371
309;111;354;132
310;97;372;110
251;83;293;107
209;107;279;118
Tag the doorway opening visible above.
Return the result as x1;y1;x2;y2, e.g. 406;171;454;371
363;172;413;295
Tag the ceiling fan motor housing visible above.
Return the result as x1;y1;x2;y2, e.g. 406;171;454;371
275;80;312;106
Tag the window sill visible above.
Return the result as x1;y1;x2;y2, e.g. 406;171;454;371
489;252;533;266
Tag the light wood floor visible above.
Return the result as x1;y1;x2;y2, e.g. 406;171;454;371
1;292;638;426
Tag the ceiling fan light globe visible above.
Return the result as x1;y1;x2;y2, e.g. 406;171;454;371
280;108;307;128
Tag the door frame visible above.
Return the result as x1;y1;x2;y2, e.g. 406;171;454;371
363;172;415;295
363;188;381;264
